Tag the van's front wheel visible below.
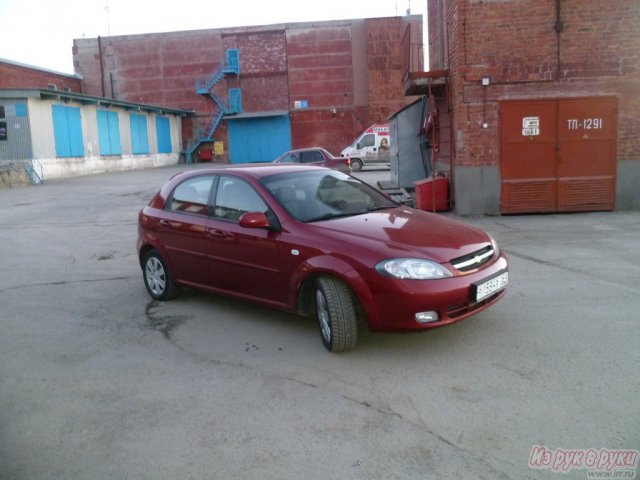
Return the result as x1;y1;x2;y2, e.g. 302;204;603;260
350;158;363;171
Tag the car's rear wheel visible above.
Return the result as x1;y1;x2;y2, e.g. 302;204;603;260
142;250;180;301
315;276;357;352
350;158;363;171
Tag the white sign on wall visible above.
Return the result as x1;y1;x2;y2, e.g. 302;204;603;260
522;116;540;136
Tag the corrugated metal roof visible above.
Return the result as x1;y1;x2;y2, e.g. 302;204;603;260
0;88;193;116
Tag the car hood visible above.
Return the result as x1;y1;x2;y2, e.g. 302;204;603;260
306;207;491;264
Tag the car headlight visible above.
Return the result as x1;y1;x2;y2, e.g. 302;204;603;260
375;258;453;279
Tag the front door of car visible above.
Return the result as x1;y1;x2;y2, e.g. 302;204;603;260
159;175;215;286
205;175;285;305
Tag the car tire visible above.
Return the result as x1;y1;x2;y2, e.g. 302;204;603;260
350;158;363;171
315;276;358;352
142;250;180;301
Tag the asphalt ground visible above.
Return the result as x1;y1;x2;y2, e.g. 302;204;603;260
0;164;638;480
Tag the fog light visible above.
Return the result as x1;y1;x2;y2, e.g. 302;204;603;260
415;311;439;324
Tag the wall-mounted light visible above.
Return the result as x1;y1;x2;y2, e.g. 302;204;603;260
482;77;490;86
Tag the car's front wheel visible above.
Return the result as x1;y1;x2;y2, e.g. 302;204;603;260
350;158;363;171
142;249;180;301
315;276;357;352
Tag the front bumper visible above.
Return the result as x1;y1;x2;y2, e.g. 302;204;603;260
360;254;509;331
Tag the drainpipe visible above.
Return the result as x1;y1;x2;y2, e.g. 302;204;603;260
98;36;106;97
554;0;564;80
439;0;446;68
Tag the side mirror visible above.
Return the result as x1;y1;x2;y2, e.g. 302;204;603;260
239;211;270;229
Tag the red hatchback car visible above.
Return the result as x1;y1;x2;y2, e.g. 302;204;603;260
138;165;508;352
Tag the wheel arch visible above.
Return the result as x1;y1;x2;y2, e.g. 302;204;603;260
138;243;156;268
293;256;373;323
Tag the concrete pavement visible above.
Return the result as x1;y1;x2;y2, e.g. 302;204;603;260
0;164;638;479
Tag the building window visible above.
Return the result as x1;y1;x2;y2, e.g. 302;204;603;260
52;105;84;157
156;116;172;154
97;110;121;155
130;114;149;155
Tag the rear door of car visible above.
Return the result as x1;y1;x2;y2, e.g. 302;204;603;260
205;175;286;306
301;150;324;166
158;175;215;286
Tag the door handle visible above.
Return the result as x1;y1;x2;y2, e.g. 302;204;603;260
159;219;172;227
208;229;231;239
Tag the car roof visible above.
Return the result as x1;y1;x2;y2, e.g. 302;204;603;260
170;163;330;181
282;147;329;154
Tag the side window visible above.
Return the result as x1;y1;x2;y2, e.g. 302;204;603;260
214;176;268;221
169;176;214;215
281;153;299;163
302;151;323;163
359;134;375;148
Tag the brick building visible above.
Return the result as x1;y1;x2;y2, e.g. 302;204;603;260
415;0;640;214
73;16;423;163
0;58;82;92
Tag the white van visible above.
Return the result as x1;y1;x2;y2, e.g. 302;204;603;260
340;124;391;171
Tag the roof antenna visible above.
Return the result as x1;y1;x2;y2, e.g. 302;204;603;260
105;0;111;36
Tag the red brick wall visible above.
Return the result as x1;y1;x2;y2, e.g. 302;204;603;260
427;0;445;71
224;30;289;113
0;61;81;91
428;0;640;168
74;31;223;112
367;17;419;122
287;24;355;152
73;17;423;158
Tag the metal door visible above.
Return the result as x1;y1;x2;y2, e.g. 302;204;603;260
500;97;617;213
557;98;616;211
227;114;292;163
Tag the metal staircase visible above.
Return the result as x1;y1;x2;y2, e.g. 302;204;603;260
24;159;44;185
184;49;241;163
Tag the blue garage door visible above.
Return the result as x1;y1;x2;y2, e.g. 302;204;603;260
227;114;291;163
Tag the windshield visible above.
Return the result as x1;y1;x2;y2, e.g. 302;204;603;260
260;170;397;222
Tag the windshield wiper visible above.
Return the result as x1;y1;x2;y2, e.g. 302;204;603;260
367;205;394;212
306;212;360;222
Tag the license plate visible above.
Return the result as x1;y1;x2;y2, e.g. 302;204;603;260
473;271;509;302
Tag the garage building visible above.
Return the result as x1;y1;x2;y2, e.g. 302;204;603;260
0;87;189;183
404;0;640;214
